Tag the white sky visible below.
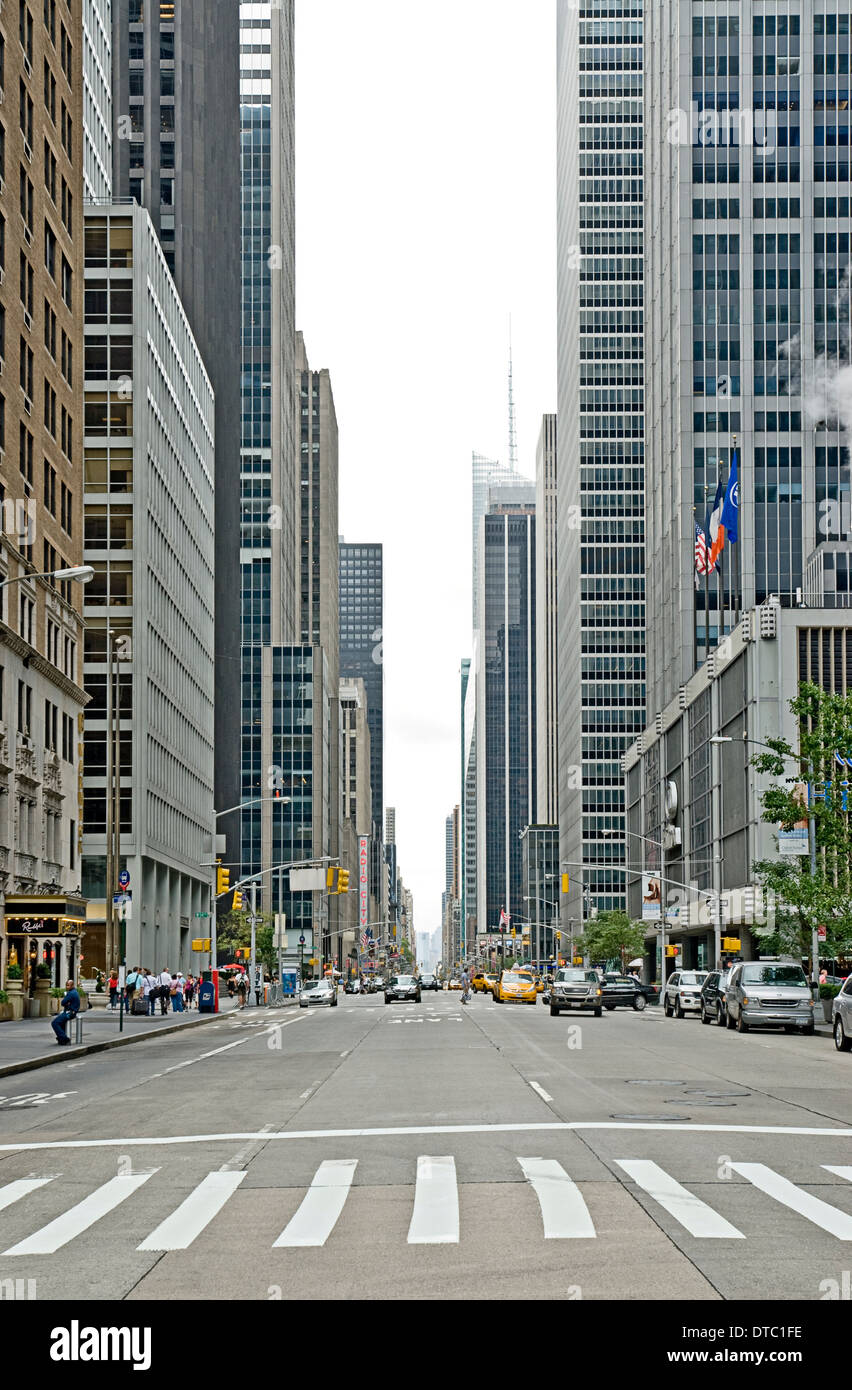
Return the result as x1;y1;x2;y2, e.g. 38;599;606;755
296;0;557;936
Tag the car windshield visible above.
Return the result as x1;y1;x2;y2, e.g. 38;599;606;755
679;973;708;985
503;973;530;984
741;964;808;986
556;969;597;983
394;977;414;986
302;981;321;991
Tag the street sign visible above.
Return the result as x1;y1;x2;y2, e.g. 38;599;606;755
118;869;130;889
195;911;209;918
113;892;132;922
299;934;306;945
818;925;827;943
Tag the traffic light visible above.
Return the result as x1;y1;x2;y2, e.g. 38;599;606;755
555;931;562;943
216;863;230;896
233;889;243;911
326;866;339;892
337;869;350;895
562;873;570;895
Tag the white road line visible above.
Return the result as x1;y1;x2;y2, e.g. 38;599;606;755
615;1159;744;1239
340;1050;350;1057
137;1171;246;1251
273;1159;357;1247
825;1165;852;1182
3;1170;157;1255
730;1162;852;1239
528;1081;553;1104
300;1089;313;1099
517;1158;595;1238
0;1177;54;1212
408;1156;459;1245
1;1120;851;1154
160;1038;251;1075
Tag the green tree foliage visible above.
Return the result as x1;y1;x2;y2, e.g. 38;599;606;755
752;681;852;958
575;910;645;972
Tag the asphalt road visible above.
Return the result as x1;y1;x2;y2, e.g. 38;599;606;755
0;990;851;1302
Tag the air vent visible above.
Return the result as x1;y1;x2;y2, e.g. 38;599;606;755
636;734;644;755
759;603;778;639
740;611;753;643
678;685;688;711
706;652;717;679
655;711;663;735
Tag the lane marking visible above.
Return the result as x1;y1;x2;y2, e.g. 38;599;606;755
825;1165;852;1182
300;1089;313;1100
137;1171;246;1251
730;1162;852;1239
0;1176;54;1212
273;1159;357;1247
529;1081;553;1104
1;1120;851;1154
615;1160;744;1239
517;1157;595;1238
340;1050;350;1058
160;1038;252;1075
3;1171;157;1255
408;1156;459;1245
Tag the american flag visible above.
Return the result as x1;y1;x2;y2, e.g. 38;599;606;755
360;929;372;949
694;521;712;577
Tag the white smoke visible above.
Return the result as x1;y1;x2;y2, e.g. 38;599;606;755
776;269;852;438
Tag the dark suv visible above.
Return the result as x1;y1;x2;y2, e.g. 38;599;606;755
699;968;735;1026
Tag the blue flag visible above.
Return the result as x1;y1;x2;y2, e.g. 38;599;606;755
721;452;739;544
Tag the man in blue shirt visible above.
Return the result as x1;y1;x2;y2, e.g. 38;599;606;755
51;979;80;1046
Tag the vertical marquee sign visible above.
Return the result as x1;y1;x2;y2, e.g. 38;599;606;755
358;835;369;931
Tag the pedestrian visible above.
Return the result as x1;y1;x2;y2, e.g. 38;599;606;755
125;966;141;1013
51;978;80;1046
108;969;119;1011
141;969;155;1016
171;973;185;1013
156;967;172;1016
820;967;828;985
184;974;195;1009
460;967;471;1005
236;972;247;1009
227;972;236;999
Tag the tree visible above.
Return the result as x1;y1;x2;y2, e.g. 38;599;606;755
752;680;852;961
574;910;645;972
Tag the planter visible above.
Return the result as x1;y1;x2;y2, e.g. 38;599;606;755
88;992;109;1009
4;978;25;1020
49;997;61;1015
0;1002;13;1022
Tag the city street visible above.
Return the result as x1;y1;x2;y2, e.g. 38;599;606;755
0;992;851;1301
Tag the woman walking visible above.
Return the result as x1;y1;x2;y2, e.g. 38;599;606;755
108;970;119;1011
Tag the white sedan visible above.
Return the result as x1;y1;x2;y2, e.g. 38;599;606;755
299;978;337;1008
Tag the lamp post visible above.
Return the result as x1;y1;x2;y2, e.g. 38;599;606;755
0;564;95;593
206;796;291;977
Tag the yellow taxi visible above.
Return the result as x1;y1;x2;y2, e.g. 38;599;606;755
492;969;538;1005
482;973;499;994
472;971;494;993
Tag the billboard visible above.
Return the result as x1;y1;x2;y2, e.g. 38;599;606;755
358;835;369;930
642;874;662;922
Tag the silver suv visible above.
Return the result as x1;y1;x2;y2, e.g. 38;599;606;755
663;971;708;1018
831;975;852;1052
725;961;814;1035
549;968;603;1017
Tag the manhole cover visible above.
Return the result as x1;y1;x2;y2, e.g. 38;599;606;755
683;1090;750;1099
610;1114;692;1123
626;1080;688;1087
664;1099;737;1108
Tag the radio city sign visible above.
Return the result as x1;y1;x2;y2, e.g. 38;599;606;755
358;835;369;928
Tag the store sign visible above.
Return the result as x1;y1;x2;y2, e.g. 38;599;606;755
358;835;369;929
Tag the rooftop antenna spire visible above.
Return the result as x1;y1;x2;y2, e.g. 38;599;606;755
508;315;518;472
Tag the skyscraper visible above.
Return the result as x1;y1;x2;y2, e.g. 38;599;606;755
535;414;559;825
556;1;646;924
472;452;531;632
339;540;384;910
476;492;536;932
111;0;241;837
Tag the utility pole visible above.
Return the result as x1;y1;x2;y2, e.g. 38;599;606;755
249;881;259;1006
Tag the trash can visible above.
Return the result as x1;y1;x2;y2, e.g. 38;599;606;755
198;980;216;1013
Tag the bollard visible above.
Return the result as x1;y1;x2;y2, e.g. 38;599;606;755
74;1014;83;1046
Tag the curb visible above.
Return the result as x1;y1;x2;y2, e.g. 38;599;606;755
0;1009;229;1079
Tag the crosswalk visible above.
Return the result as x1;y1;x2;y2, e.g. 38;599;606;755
1;1157;852;1254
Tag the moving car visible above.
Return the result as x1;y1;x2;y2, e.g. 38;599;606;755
492;970;538;1005
832;975;852;1052
344;978;362;994
725;961;815;1035
472;972;490;993
663;971;709;1017
299;978;337;1008
384;974;422;1004
447;978;462;991
482;973;499;994
600;973;655;1011
549;967;603;1017
419;973;440;992
699;968;735;1026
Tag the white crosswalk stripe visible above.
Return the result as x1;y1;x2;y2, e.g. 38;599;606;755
615;1159;745;1239
408;1156;459;1244
273;1159;358;1248
0;1177;54;1213
3;1171;157;1255
517;1158;596;1238
730;1162;852;1239
137;1171;247;1251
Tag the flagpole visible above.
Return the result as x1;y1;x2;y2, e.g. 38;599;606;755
717;464;726;640
733;434;740;622
704;483;711;657
692;507;699;669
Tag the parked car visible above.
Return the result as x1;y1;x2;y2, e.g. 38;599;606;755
384;974;422;1005
725;960;814;1035
548;967;603;1017
600;973;657;1011
419;973;440;992
299;978;337;1008
832;974;852;1051
699;968;735;1026
663;970;709;1018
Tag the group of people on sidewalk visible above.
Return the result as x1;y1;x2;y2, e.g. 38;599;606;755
107;968;200;1016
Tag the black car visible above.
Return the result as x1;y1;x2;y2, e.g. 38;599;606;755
600;973;657;1011
384;974;422;1004
419;974;440;991
699;968;735;1026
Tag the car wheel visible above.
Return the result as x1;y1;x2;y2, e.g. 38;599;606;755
633;994;646;1012
726;1007;737;1030
736;1012;749;1033
701;1005;712;1025
664;998;673;1017
716;1004;727;1027
835;1017;852;1052
384;997;390;1006
800;1021;815;1036
594;1006;603;1018
550;1005;560;1017
605;1002;616;1011
415;993;421;1003
675;998;684;1019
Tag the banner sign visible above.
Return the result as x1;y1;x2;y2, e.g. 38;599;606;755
642;874;662;922
358;835;369;930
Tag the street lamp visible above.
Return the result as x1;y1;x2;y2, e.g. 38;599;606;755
0;564;95;590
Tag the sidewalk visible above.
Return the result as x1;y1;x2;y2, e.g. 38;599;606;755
0;996;244;1078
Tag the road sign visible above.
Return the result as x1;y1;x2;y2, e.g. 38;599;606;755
818;925;827;943
195;911;209;918
113;892;132;922
299;934;306;945
118;869;130;889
